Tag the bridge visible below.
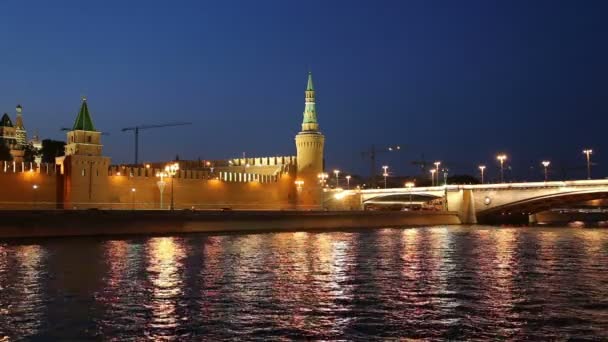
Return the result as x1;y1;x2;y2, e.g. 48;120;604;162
334;179;608;223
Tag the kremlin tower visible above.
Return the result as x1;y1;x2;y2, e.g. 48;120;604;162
295;72;325;209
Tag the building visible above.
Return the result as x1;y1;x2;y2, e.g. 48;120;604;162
28;73;323;210
0;105;28;162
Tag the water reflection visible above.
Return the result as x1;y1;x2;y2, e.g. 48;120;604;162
0;226;607;340
0;244;46;340
145;237;186;340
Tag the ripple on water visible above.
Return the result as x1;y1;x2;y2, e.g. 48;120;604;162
0;226;607;340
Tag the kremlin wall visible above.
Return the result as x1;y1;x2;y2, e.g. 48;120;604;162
0;73;325;211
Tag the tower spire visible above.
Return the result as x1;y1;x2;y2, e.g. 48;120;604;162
72;96;96;131
301;72;319;132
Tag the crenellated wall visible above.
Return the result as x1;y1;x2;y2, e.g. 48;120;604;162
0;162;61;209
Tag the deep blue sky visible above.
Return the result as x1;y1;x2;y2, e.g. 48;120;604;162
1;0;606;181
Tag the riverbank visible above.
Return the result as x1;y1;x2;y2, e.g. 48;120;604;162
0;210;461;238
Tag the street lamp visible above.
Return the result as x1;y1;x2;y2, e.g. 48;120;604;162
541;160;550;182
405;181;415;209
156;171;168;209
497;154;507;183
478;165;486;184
430;169;436;186
165;162;179;210
345;175;351;189
433;161;441;185
295;179;304;191
382;165;389;189
131;187;136;210
333;169;340;188
32;184;38;209
583;149;593;180
317;172;328;187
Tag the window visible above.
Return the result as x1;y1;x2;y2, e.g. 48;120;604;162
81;169;86;176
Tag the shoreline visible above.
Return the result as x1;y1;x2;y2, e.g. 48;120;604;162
0;210;461;239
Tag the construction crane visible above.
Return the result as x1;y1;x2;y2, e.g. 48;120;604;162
361;144;402;188
411;154;432;175
121;122;192;165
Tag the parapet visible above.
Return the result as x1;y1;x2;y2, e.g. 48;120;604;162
0;161;58;175
228;155;296;167
108;163;295;184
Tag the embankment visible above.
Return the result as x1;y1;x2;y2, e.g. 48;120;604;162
0;210;461;238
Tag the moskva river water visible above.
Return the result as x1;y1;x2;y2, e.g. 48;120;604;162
0;226;607;340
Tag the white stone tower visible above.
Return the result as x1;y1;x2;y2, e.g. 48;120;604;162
295;72;325;209
14;105;26;148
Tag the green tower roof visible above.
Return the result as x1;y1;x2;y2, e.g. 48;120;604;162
306;72;314;91
0;113;13;127
72;98;96;131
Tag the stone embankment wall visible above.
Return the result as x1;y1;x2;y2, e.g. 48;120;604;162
0;211;462;238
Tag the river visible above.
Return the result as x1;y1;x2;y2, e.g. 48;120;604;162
0;225;607;340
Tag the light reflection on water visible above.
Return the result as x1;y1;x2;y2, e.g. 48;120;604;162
0;226;607;340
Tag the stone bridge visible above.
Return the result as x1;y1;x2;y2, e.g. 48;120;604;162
334;179;608;223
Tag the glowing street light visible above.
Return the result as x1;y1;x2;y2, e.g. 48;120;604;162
317;172;328;187
478;165;486;184
333;169;340;188
131;187;136;210
295;179;304;191
541;161;550;182
430;169;436;186
382;165;389;189
345;175;351;189
405;181;415;208
496;154;507;183
156;170;168;209
165;162;179;210
583;149;593;180
433;161;441;185
32;184;39;209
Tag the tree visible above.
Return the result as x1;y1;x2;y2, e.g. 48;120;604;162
23;143;41;163
41;139;66;164
0;143;12;161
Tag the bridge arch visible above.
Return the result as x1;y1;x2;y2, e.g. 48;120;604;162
477;189;608;222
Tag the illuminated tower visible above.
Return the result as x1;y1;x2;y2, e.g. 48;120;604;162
14;105;27;148
58;97;111;208
295;72;325;209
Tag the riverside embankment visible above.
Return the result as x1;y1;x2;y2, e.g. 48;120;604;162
0;210;461;238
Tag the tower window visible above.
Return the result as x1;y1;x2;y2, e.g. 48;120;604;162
81;169;86;176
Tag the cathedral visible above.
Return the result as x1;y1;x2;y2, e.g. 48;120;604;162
0;105;28;162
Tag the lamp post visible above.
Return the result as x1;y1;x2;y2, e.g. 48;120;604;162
165;162;179;210
478;165;486;184
382;165;389;189
317;172;328;187
345;175;351;190
433;161;441;185
333;169;340;188
405;181;415;209
541;160;550;182
131;187;136;210
583;149;593;180
295;179;304;210
430;169;436;186
32;184;38;209
156;171;167;209
497;154;507;183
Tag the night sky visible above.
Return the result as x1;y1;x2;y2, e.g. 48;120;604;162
1;0;606;182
